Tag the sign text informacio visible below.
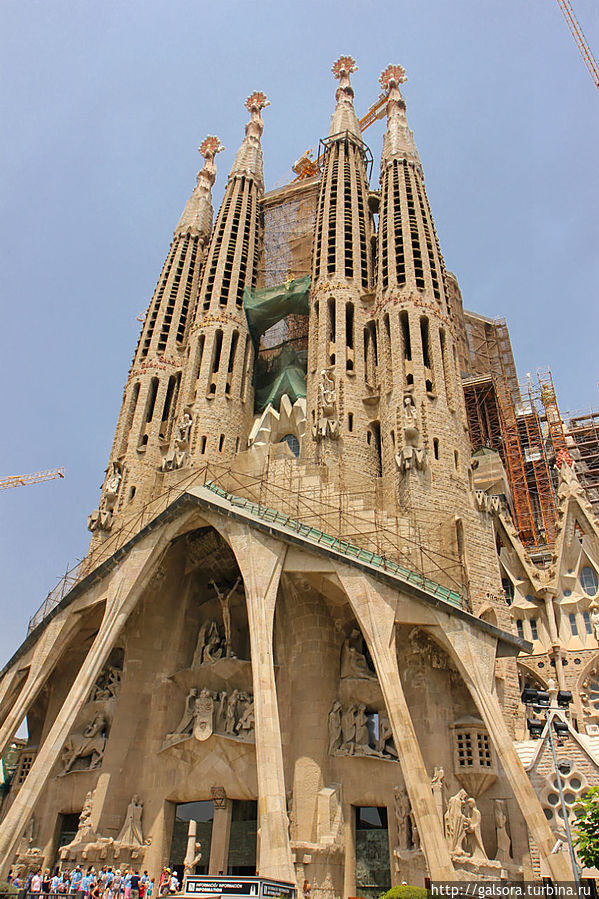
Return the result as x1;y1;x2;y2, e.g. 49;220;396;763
184;876;296;899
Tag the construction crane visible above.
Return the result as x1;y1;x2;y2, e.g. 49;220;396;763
556;0;599;90
291;93;387;182
0;468;65;490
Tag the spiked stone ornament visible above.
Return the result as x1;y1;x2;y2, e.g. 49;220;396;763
329;56;360;137
331;55;357;80
245;91;270;113
199;136;224;160
379;64;407;92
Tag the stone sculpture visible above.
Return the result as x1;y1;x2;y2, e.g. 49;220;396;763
61;713;107;774
465;797;487;861
210;577;240;658
162;411;194;471
444;789;469;858
395;394;427;473
340;628;376;679
313;369;339;440
169;686;254;743
173;688;199;735
328;700;342;755
91;664;122;701
494;800;511;863
393;786;411;850
431;766;445;824
183;819;202;878
117;795;145;847
328;701;397;759
591;602;599;641
74;790;95;842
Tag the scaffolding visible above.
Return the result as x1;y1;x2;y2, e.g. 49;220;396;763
28;457;468;634
463;375;504;454
258;181;319;288
564;410;599;517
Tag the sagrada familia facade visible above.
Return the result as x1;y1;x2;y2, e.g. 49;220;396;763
1;57;599;893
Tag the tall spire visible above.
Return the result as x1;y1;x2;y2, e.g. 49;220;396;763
379;64;420;167
329;56;361;137
229;91;269;189
175;136;224;238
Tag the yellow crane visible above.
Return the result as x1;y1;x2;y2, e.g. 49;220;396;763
0;467;65;490
291;93;388;182
556;0;599;89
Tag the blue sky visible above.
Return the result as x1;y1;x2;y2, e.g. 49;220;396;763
1;0;598;668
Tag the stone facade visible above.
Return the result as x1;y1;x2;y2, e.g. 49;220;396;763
1;57;598;892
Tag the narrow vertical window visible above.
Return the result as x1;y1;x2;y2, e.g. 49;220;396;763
420;316;434;393
439;328;452;405
530;618;538;640
346;302;354;349
569;613;579;636
400;312;411;360
225;331;239;395
145;378;159;422
239;336;250;401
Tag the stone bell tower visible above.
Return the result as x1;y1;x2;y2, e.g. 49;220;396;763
305;57;381;479
373;65;507;617
179;92;269;468
88;137;222;535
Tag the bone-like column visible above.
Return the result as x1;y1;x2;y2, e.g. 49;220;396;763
431;615;573;881
0;541;157;876
334;568;456;880
0;617;74;756
225;523;294;882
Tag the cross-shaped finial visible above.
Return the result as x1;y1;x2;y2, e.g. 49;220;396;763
332;56;358;80
379;64;408;93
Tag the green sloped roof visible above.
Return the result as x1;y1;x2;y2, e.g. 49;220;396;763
243;275;311;341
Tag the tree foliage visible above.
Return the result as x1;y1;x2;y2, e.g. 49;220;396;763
573;786;599;869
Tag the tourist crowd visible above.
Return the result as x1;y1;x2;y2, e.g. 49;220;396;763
7;867;181;898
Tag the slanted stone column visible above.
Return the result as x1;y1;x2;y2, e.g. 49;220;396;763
225;524;294;882
0;615;84;757
430;615;573;881
0;539;158;876
334;567;456;880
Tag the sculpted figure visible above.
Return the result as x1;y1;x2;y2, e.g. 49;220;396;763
191;621;210;668
328;701;342;755
340;704;357;754
176;412;193;447
340;628;376;679
183;819;202;878
465;797;488;861
376;714;397;758
117;795;144;847
173;688;199;735
225;689;240;734
395;394;427;473
393;786;411;850
92;664;121;701
235;696;255;739
494;800;511;863
444;789;469;857
74;790;95;842
353;704;374;755
591;603;599;641
62;712;106;774
313;369;339;440
203;621;224;663
210;577;240;658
